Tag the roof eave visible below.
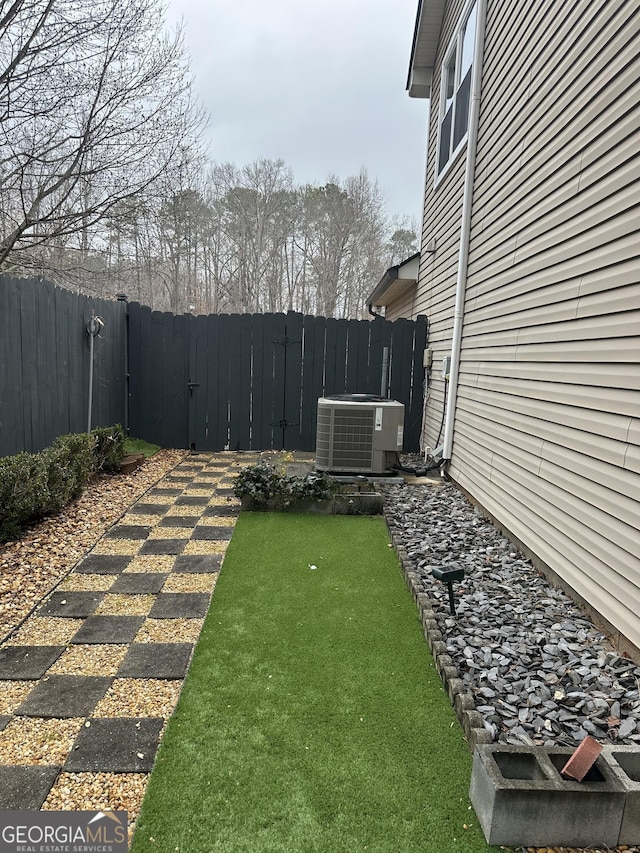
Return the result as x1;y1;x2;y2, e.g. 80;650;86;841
406;0;447;99
367;253;420;309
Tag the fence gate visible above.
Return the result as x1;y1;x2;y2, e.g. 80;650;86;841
127;306;427;453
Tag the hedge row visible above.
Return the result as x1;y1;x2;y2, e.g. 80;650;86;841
0;425;126;543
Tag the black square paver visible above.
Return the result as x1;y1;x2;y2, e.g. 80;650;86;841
172;554;222;573
127;503;167;515
0;716;10;731
64;717;164;772
159;516;198;528
38;591;104;618
76;555;132;574
149;593;210;619
71;616;144;644
109;573;168;594
191;525;233;540
149;487;182;496
105;525;151;540
0;645;65;679
116;643;194;679
0;766;61;809
139;539;187;555
15;675;112;718
175;495;208;506
214;488;235;496
202;505;239;517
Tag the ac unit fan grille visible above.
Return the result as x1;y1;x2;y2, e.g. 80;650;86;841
316;407;374;469
331;410;374;467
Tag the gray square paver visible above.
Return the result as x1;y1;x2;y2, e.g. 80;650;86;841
15;675;112;718
105;525;151;540
191;526;233;540
175;496;208;506
0;716;11;731
139;539;187;556
0;766;61;809
64;718;164;772
159;516;198;528
116;643;194;679
109;573;168;595
0;645;66;679
75;555;132;574
202;505;239;517
149;593;210;619
127;503;167;515
71;616;145;644
38;592;104;618
172;555;222;573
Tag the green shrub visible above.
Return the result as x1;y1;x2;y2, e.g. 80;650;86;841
0;452;49;542
233;462;338;507
92;424;126;472
0;423;128;543
45;432;94;511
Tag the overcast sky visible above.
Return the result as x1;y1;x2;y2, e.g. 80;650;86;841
165;0;428;222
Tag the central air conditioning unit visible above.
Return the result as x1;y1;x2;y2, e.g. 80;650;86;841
315;394;405;475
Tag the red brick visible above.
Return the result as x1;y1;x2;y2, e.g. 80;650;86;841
561;735;603;781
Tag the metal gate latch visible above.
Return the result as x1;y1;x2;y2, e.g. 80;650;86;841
188;379;200;396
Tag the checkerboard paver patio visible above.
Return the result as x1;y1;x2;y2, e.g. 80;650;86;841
0;453;247;822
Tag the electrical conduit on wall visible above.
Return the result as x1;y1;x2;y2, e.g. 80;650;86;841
442;0;487;461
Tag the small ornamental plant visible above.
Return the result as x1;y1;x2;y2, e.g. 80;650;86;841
233;462;338;508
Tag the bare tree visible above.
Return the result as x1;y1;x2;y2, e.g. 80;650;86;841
0;0;206;268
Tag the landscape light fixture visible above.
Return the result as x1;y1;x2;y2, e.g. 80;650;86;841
431;564;465;615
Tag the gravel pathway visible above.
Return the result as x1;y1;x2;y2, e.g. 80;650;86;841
0;452;254;845
0;450;187;641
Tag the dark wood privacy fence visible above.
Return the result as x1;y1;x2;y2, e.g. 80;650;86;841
127;306;427;452
0;276;126;457
1;276;427;457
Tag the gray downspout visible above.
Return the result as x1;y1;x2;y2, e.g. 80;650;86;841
442;0;487;461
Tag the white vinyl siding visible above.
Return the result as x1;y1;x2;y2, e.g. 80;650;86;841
413;0;640;651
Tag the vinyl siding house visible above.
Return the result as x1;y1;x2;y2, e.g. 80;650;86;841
369;0;640;654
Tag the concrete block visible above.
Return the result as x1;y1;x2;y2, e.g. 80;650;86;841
447;676;465;703
434;652;453;674
603;745;640;845
470;744;625;847
468;727;493;750
463;710;484;740
422;616;438;636
430;640;447;658
439;665;459;689
454;691;475;716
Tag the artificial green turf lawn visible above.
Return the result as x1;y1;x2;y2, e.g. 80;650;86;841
124;437;161;458
131;513;499;853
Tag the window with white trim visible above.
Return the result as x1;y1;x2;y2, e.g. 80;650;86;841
436;2;477;177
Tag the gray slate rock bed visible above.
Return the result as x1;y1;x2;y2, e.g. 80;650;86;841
382;479;640;748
